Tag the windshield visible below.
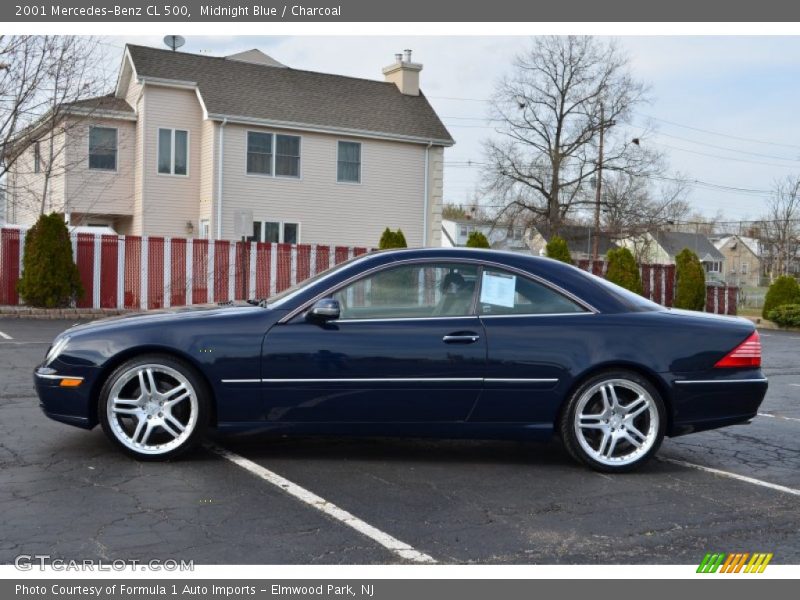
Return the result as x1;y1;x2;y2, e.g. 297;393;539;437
266;253;372;308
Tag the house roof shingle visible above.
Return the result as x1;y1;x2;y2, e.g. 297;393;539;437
67;94;135;114
656;231;725;262
125;44;454;145
536;224;618;256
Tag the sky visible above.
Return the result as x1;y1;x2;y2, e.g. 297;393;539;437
103;35;800;223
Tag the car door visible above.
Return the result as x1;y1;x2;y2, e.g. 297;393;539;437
469;266;594;426
260;261;486;423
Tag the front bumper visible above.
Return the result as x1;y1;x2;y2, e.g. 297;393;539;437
668;371;768;436
34;366;98;429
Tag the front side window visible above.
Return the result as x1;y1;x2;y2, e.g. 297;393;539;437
247;131;273;175
477;268;586;316
275;134;301;177
158;128;188;175
337;141;361;183
333;262;479;320
89;126;117;171
34;142;41;173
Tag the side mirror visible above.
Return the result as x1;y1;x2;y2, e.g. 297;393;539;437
307;298;340;322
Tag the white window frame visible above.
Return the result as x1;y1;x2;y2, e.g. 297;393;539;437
88;125;118;172
336;140;362;184
245;130;302;180
254;220;301;244
157;128;190;177
199;219;210;240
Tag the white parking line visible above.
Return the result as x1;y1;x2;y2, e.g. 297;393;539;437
0;331;12;340
758;412;800;423
661;457;800;497
208;444;437;564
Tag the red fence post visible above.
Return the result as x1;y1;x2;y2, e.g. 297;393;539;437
0;228;21;306
214;240;230;302
75;233;94;308
170;238;187;307
99;235;118;309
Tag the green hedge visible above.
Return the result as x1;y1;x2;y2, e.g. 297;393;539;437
673;248;706;311
767;304;800;327
378;227;408;249
545;236;573;264
16;213;83;308
762;275;800;319
605;247;643;295
465;230;490;248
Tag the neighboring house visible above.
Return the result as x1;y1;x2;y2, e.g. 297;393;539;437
441;218;530;252
4;45;453;247
528;224;618;261
619;230;726;280
713;235;762;287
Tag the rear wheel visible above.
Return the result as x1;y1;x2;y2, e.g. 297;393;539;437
560;370;665;472
99;354;210;460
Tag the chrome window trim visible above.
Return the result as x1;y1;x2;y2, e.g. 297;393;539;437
674;378;768;385
221;379;262;384
479;312;595;320
278;257;598;324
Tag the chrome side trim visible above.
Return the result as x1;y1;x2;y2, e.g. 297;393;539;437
674;378;768;385
221;379;261;384
35;373;85;381
480;312;594;319
261;377;484;383
485;378;559;383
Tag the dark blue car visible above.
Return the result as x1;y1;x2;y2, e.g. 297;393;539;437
34;248;767;472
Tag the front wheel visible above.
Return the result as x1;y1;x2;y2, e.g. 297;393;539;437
99;354;210;460
559;370;665;472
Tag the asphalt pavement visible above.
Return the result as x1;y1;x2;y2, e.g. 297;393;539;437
0;318;798;564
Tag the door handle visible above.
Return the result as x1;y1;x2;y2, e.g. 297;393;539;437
443;333;480;344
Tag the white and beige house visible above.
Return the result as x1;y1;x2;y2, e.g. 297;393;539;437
4;45;453;247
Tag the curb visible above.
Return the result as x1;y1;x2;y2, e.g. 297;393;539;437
0;306;132;320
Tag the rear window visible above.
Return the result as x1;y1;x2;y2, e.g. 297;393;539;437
578;269;663;312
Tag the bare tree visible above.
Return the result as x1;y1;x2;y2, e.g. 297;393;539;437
761;176;800;279
482;36;657;234
1;36;109;217
601;172;690;260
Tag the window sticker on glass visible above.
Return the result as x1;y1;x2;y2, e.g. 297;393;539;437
480;271;516;307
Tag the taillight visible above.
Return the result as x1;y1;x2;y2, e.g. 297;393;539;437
714;331;761;368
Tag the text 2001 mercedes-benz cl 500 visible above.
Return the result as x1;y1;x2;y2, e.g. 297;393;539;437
34;248;767;472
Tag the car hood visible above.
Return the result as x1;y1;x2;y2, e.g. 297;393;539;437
63;302;269;336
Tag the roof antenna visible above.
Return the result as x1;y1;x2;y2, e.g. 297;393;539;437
163;35;185;52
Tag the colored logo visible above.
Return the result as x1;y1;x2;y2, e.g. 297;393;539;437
697;552;773;573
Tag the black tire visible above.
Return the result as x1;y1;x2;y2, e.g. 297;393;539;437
559;369;666;473
98;354;210;461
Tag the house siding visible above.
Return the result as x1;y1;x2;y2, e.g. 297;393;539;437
139;86;203;238
198;119;216;235
8;129;66;225
219;123;428;246
62;117;136;220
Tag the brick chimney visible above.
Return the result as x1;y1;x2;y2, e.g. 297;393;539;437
382;49;422;96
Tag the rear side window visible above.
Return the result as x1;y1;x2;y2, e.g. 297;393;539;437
477;269;587;316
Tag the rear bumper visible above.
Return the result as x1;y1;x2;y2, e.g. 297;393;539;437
667;372;768;436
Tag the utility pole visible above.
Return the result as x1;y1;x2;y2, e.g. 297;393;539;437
592;103;605;261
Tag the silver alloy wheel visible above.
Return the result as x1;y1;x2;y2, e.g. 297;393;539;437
106;364;198;456
573;379;659;467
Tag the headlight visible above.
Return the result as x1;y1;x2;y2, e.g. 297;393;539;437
45;336;70;365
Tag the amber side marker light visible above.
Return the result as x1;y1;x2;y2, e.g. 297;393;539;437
714;331;762;368
59;378;83;387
